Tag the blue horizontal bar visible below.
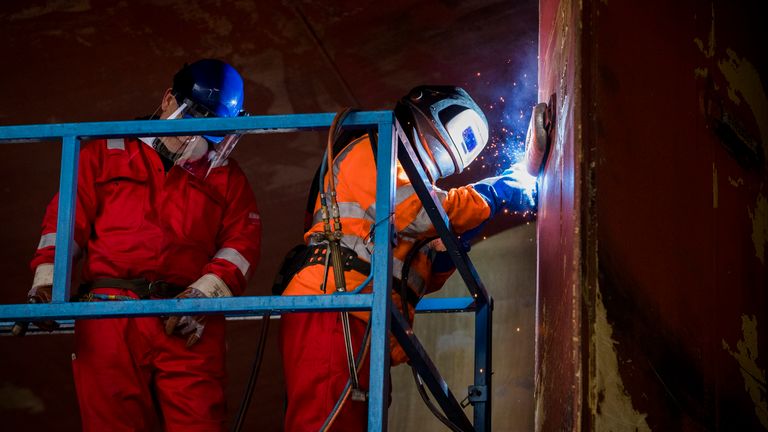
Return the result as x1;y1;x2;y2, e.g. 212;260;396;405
0;111;391;143
0;294;373;322
0;297;475;336
416;297;475;313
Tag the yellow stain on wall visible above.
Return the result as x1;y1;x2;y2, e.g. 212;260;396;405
592;287;651;431
0;382;45;414
718;49;768;162
723;315;768;430
693;2;716;59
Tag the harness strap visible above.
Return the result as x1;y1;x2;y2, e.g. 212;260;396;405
300;244;420;308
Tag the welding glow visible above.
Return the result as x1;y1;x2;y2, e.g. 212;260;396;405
507;161;537;204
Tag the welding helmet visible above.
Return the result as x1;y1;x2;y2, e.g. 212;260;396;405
395;86;488;181
152;59;246;178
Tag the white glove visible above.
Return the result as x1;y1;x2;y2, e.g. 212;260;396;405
163;273;231;348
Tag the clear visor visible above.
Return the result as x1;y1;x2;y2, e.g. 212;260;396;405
146;100;242;179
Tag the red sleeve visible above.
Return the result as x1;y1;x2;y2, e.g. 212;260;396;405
202;161;261;296
30;141;100;272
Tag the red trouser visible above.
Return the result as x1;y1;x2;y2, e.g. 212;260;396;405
280;312;372;432
71;290;227;432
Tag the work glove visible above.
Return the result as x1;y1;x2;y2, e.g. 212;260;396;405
24;285;60;332
17;264;60;333
164;273;232;348
470;164;537;218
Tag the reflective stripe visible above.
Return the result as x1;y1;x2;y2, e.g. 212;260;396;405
214;247;250;277
401;188;448;236
37;232;82;258
395;185;416;205
37;233;56;249
107;138;125;150
312;201;370;226
314;185;416;227
364;185;417;224
401;207;434;235
341;234;372;261
392;257;426;293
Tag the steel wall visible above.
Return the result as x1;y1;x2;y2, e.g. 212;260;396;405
535;0;584;429
537;0;768;430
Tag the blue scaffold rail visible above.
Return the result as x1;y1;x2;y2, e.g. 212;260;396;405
0;112;492;432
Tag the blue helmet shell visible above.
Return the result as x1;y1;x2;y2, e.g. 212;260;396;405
172;59;244;119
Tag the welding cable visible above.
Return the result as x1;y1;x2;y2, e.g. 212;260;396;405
230;313;271;432
411;367;465;432
319;317;372;432
400;236;438;316
325;108;363;392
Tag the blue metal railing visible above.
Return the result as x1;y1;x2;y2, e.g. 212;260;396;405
0;112;492;431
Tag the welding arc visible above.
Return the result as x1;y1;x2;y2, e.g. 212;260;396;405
230;313;271;432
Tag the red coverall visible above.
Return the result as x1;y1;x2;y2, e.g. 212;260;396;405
30;137;261;432
280;135;491;431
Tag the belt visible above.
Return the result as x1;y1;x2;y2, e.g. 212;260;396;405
78;278;186;300
305;244;371;275
302;244;420;307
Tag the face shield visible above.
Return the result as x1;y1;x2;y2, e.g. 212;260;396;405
144;98;243;179
398;86;489;182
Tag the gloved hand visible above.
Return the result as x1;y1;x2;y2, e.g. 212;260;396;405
164;273;232;348
471;164;537;218
20;264;60;333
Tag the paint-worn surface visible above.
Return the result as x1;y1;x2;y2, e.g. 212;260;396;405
536;0;768;431
585;0;768;430
536;0;768;430
0;1;538;430
535;0;583;430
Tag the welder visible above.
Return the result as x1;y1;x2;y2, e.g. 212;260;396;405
25;59;261;431
279;86;535;431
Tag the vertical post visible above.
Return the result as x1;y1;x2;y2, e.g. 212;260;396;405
367;115;396;431
52;135;80;303
473;298;493;431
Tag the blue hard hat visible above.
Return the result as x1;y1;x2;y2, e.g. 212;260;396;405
172;59;244;119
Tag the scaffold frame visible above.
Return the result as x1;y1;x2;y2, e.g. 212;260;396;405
0;112;493;431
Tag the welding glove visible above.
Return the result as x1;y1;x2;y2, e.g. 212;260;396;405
164;273;232;348
471;165;537;218
24;264;60;332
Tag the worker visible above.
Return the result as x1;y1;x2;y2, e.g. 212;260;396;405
279;85;535;431
26;59;261;432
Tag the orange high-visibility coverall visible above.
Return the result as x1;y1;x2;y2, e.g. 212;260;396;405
31;137;261;432
280;134;491;431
